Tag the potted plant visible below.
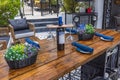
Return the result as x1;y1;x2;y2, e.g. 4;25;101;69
0;0;21;27
59;0;79;24
78;24;95;40
4;43;39;69
78;2;89;13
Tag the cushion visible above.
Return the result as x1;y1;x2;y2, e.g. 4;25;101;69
14;29;34;39
9;18;29;31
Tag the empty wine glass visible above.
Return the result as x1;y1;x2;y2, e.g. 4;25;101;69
46;28;55;41
66;28;75;43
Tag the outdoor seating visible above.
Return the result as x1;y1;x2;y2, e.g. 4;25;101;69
9;18;35;43
0;32;11;50
0;40;7;50
0;39;10;51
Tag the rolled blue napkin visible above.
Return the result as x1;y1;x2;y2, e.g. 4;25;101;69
65;28;77;34
76;48;92;54
71;42;94;53
25;38;40;49
95;32;114;41
58;16;63;26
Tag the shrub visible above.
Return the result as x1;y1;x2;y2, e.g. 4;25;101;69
62;0;78;13
0;0;21;26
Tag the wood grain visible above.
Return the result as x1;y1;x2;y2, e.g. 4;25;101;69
0;40;7;50
0;30;120;80
47;24;74;28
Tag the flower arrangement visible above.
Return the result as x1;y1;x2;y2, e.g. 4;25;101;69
78;24;95;40
75;2;89;13
78;24;95;34
4;43;39;69
78;2;89;8
5;44;38;61
85;24;95;34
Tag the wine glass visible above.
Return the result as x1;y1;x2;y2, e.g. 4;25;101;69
66;28;75;43
46;28;55;41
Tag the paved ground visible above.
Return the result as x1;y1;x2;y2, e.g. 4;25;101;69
15;3;57;19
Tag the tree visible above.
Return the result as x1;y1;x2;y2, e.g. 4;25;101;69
63;0;78;13
0;0;21;26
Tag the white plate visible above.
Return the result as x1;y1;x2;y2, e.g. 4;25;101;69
100;37;112;41
76;48;91;54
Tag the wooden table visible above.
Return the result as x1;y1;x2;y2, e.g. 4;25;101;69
47;24;74;28
0;30;120;80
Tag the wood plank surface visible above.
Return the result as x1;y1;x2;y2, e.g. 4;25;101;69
47;24;74;28
0;30;120;80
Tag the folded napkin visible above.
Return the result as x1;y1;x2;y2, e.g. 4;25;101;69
95;32;114;41
71;42;94;53
76;48;92;54
25;38;40;49
65;28;77;34
58;16;63;26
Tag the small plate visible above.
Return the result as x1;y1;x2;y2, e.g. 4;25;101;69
100;37;112;41
76;48;91;54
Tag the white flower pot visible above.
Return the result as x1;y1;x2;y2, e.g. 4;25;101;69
79;7;86;12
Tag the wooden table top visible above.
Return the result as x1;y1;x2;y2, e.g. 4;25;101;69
0;40;7;50
0;30;120;80
47;24;74;28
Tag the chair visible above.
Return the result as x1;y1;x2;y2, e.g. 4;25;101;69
0;40;7;50
9;18;35;43
114;16;120;31
0;32;11;51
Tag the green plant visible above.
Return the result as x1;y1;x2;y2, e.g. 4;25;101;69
62;0;78;13
75;6;80;13
0;0;21;26
78;2;89;8
50;0;57;5
85;24;95;34
5;44;38;61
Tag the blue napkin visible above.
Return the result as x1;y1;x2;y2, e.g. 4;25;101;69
58;16;63;26
71;42;94;53
65;28;77;34
95;32;114;41
25;38;40;49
